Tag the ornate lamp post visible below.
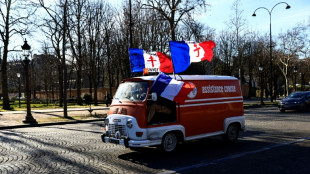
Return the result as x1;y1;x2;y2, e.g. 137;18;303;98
17;73;21;108
22;39;37;124
293;66;297;92
252;2;291;102
259;64;264;105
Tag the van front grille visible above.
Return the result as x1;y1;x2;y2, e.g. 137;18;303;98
108;124;127;136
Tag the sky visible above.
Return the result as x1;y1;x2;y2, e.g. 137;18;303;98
199;0;310;35
109;0;310;36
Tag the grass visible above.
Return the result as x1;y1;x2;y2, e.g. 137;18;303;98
0;100;106;112
35;114;106;124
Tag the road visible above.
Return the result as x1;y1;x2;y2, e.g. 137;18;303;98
0;107;309;173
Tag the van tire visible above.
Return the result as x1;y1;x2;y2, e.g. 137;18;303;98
161;132;178;152
223;124;239;142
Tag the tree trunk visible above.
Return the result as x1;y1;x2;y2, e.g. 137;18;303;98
76;64;83;105
58;64;64;107
62;0;68;118
1;40;10;110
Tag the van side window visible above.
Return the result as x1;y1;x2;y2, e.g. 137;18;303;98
147;96;176;125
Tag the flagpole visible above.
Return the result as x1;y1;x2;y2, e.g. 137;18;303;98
168;41;176;79
129;0;134;77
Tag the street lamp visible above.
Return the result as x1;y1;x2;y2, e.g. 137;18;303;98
21;39;37;124
301;73;305;91
17;73;21;108
252;2;291;102
293;66;297;91
259;63;264;105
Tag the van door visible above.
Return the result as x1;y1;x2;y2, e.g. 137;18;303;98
146;96;177;125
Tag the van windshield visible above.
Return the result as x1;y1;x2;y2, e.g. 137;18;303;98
114;82;149;102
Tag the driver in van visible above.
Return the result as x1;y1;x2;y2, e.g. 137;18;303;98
137;86;147;100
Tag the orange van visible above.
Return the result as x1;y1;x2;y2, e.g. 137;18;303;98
101;75;245;152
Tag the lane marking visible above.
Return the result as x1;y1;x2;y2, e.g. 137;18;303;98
158;137;310;174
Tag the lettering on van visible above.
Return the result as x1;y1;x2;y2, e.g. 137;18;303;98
202;85;236;93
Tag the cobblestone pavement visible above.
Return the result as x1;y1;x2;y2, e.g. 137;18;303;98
0;122;158;174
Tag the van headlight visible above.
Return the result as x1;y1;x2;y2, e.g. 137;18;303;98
126;119;133;128
104;118;109;125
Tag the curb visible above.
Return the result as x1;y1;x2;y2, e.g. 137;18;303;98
0;118;105;130
244;104;278;109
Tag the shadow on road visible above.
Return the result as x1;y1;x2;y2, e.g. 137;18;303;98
118;131;275;171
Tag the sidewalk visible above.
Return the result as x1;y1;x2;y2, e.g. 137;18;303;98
0;106;109;130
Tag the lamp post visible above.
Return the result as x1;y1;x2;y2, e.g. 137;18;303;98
259;64;264;105
17;73;21;108
21;39;37;124
293;66;297;92
252;2;291;102
301;73;305;91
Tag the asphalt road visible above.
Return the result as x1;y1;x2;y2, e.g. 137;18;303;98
0;107;309;174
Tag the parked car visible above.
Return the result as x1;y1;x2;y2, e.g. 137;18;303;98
278;91;310;112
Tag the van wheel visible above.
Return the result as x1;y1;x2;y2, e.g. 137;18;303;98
161;132;178;152
224;124;239;142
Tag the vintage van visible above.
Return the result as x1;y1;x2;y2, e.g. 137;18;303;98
101;75;245;152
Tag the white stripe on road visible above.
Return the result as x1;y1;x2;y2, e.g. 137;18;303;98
158;137;310;174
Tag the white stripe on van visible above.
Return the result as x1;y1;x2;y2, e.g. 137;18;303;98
180;100;243;107
185;96;243;103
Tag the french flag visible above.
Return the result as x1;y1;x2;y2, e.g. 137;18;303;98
169;40;216;73
151;72;194;104
129;48;173;73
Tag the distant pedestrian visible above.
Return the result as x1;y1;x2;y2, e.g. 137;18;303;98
105;94;112;107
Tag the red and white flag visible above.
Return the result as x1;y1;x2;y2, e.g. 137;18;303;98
129;48;173;73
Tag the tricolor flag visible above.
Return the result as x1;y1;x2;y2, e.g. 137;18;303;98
169;40;216;73
129;48;173;73
151;72;194;104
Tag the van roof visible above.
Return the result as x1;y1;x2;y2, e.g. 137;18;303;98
135;75;238;81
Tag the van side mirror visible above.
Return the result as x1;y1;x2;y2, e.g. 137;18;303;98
148;92;157;101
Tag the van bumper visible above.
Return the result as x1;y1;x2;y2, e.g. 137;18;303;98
101;134;161;147
128;139;162;147
101;134;128;147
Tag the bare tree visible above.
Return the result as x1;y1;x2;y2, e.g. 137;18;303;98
228;0;248;83
39;0;69;117
67;0;88;105
141;0;207;41
83;0;106;105
39;2;65;107
103;4;117;96
216;30;235;75
276;25;307;96
0;0;36;109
